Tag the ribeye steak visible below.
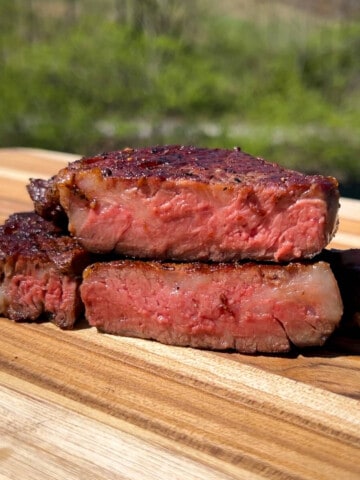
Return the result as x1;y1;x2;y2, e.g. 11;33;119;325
81;259;343;353
0;212;93;328
28;145;339;262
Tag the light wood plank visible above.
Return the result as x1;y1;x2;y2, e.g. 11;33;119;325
0;323;359;480
0;375;242;480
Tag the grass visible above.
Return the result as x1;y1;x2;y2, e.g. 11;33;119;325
0;0;359;195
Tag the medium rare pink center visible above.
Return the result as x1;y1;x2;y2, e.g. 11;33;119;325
81;261;343;353
67;177;330;261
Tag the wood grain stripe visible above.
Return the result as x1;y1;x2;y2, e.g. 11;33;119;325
329;231;360;248
0;147;79;164
0;166;54;184
339;198;360;220
0;379;242;480
14;147;80;163
0;320;359;480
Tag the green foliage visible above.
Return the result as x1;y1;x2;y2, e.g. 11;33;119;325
0;0;359;192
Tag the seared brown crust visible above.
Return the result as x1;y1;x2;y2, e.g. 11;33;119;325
27;177;67;225
0;212;90;275
28;145;339;218
83;258;313;278
0;212;94;328
61;145;338;189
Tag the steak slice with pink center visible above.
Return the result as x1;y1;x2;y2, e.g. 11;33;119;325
80;259;343;353
28;145;339;262
0;212;93;328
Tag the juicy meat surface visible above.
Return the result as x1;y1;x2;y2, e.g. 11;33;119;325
0;212;93;328
81;259;343;353
28;145;339;262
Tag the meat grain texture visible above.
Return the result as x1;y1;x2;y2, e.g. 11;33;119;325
81;260;343;353
28;145;340;263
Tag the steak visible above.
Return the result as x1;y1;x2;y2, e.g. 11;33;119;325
80;259;343;353
0;212;93;328
28;145;339;262
27;178;67;226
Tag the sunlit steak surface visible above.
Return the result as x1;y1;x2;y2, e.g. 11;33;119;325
28;145;339;262
80;259;343;353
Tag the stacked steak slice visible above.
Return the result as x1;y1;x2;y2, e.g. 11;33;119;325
0;212;93;328
24;145;345;353
29;145;339;262
81;259;343;353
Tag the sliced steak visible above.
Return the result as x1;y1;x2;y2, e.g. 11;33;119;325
0;212;93;328
81;259;343;353
28;145;339;262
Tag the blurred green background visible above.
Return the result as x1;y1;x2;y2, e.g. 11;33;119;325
1;0;359;197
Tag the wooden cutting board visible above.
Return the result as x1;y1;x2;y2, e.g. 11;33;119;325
0;147;359;480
